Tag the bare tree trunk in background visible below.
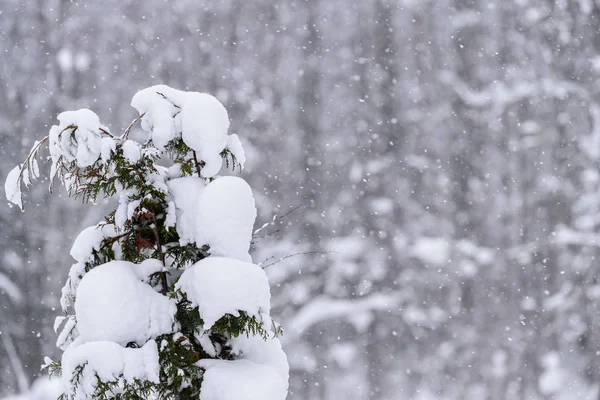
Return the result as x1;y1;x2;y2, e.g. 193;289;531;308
298;1;326;398
1;331;28;392
365;1;401;399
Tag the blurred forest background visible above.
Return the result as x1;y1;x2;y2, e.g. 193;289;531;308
3;0;600;399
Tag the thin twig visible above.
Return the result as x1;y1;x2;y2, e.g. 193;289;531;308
19;135;49;180
99;127;114;137
122;113;145;139
251;229;281;245
60;124;77;134
13;136;50;209
156;91;181;109
253;205;303;238
276;204;303;221
260;250;338;269
100;229;138;249
252;229;280;242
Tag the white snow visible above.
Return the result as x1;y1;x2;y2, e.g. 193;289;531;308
131;85;183;150
168;175;256;259
126;199;141;220
146;168;170;194
226;134;246;168
197;359;287;400
230;333;289;384
70;223;116;263
195;176;256;262
165;201;177;229
55;315;77;350
175;256;270;330
5;165;23;210
1;376;62;400
49;109;104;168
61;339;160;399
58;109;100;134
60;262;86;311
130;86;242;177
114;189;136;229
100;137;116;162
181;92;230;178
122;139;142;163
167;176;205;245
75;261;175;346
133;258;165;282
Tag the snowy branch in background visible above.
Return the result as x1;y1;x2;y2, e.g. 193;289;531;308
285;294;399;343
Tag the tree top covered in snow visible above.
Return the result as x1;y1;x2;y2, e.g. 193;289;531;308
5;85;288;400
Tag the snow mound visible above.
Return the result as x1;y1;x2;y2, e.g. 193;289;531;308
70;223;116;263
1;377;62;400
197;359;287;400
230;334;289;384
196;176;256;262
122;139;141;163
49;109;107;168
61;340;159;398
176;257;270;330
167;176;205;245
75;261;175;346
131;85;184;149
181;92;230;178
4;165;23;210
131;85;239;176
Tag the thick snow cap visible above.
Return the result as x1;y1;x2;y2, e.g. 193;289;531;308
167;176;205;245
195;176;257;262
131;85;235;177
61;340;160;398
75;261;175;346
176;256;271;330
70;223;116;264
181;92;230;178
49;109;105;167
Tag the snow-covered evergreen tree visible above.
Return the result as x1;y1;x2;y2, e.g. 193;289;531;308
4;86;289;400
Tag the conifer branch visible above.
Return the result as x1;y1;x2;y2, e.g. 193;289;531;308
17;135;49;184
150;213;168;296
100;230;137;249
